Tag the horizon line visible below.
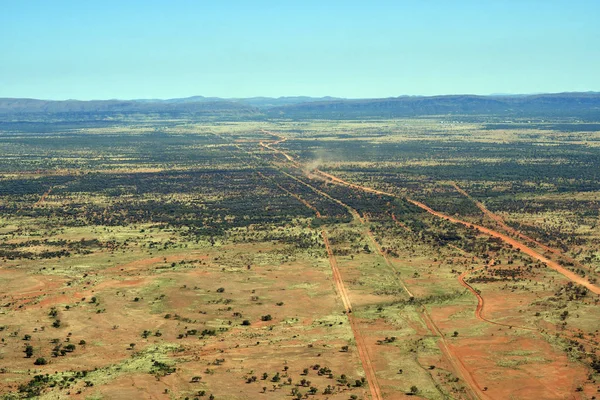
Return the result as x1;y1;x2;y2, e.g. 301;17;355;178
2;90;599;102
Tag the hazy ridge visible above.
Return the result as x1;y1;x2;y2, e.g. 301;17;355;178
1;92;599;119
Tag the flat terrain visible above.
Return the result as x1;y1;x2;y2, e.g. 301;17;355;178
1;117;599;399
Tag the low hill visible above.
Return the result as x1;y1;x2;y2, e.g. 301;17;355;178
266;93;600;119
1;93;599;120
0;98;259;117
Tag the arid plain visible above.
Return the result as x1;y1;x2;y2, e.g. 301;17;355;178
1;118;599;399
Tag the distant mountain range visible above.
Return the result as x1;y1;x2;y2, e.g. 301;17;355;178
133;95;342;108
1;92;599;119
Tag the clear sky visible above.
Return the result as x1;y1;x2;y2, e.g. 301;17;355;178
1;0;599;100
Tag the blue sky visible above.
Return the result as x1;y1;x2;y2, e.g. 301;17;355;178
1;0;598;100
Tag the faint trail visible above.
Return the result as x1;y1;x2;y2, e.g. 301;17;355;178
16;186;53;214
256;171;322;217
364;215;482;400
458;266;537;331
278;170;364;223
407;198;600;296
34;187;52;206
308;165;600;295
256;130;489;398
443;246;535;330
322;229;383;400
394;213;535;331
450;181;594;274
390;213;412;233
250;151;383;400
421;308;487;400
363;213;414;298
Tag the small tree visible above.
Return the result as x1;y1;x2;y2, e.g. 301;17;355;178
34;357;47;365
25;345;34;358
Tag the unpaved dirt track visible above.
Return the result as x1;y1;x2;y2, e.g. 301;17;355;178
365;215;482;400
259;129;301;166
450;182;594;274
309;167;600;295
279;170;365;222
347;315;384;400
283;177;477;398
322;230;384;400
408;199;600;296
390;213;412;233
321;230;352;313
257;130;600;398
256;171;322;217
458;268;537;331
259;131;486;399
363;215;414;298
421;309;488;400
250;151;383;400
34;187;52;206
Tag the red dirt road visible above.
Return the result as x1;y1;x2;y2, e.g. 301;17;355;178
256;171;322;217
322;229;384;400
252;161;383;399
457;267;537;331
258;130;600;399
310;167;600;296
408;199;600;296
34;187;52;206
450;182;594;274
421;308;488;400
364;214;482;399
257;132;494;398
321;230;352;313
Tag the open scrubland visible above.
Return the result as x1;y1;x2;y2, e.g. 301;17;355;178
1;116;600;399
